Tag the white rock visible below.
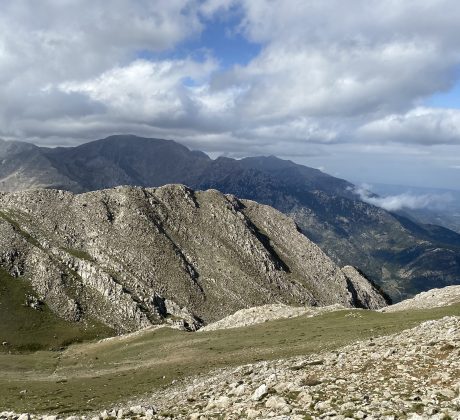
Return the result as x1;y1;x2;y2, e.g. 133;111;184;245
234;384;246;397
246;408;261;418
214;396;231;409
252;384;268;401
341;401;355;411
145;408;155;418
407;414;425;420
265;395;288;410
129;405;144;415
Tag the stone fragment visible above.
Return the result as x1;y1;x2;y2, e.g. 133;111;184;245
252;384;268;401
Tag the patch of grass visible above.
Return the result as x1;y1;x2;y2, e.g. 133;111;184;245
0;304;459;414
284;390;301;401
412;402;425;414
0;211;41;248
0;268;113;353
62;248;94;262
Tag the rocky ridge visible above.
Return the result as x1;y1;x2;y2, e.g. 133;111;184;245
380;285;460;313
2;315;459;419
199;303;346;332
0;185;385;333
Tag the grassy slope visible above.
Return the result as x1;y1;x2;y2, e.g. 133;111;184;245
0;268;113;352
0;303;459;414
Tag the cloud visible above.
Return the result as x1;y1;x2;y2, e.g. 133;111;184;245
357;107;460;145
1;0;460;173
60;59;218;122
0;0;204;137
206;0;460;118
354;184;453;212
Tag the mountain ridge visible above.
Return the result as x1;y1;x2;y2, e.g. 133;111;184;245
0;134;459;301
0;184;385;335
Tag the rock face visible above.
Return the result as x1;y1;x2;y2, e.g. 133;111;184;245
0;184;386;332
341;265;389;310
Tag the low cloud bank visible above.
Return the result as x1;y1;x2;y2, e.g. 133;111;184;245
354;185;453;212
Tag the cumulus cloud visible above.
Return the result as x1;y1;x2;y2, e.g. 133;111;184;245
204;0;460;120
354;185;453;212
60;59;218;121
0;0;203;138
1;0;460;172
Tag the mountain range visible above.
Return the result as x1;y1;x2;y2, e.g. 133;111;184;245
0;134;459;301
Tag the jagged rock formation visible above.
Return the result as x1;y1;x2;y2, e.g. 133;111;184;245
0;184;385;332
1;135;459;302
381;285;460;313
340;265;389;310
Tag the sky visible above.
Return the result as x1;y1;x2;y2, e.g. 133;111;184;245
0;0;460;190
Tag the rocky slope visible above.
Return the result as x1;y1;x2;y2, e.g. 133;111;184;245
1;135;459;301
129;316;460;420
188;281;460;332
0;139;79;192
381;285;460;313
199;303;346;332
3;315;459;419
0;184;385;333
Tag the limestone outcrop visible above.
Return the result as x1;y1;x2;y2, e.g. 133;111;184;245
0;185;387;332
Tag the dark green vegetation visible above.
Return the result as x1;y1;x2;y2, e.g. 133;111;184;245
1;302;459;414
1;135;459;301
0;268;113;352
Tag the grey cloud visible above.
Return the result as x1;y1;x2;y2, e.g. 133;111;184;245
357;108;460;145
0;0;460;183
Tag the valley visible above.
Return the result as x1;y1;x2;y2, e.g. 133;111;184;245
0;301;459;417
